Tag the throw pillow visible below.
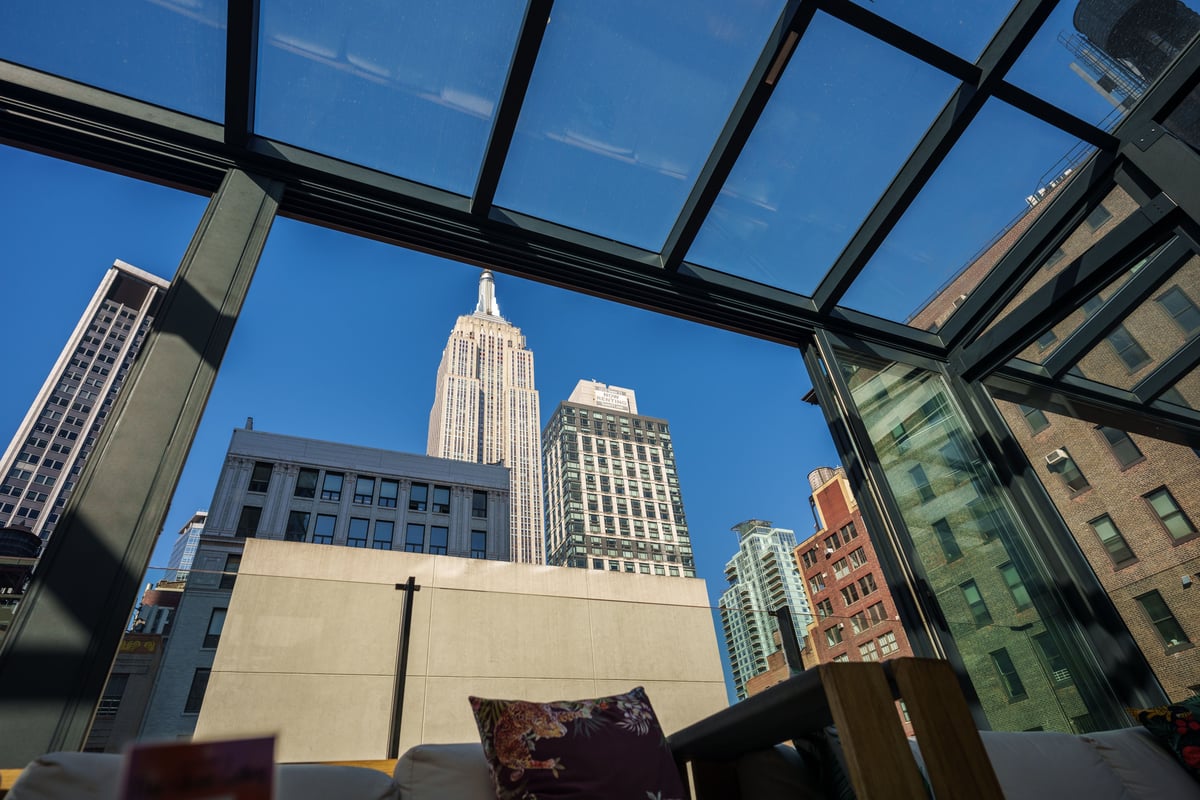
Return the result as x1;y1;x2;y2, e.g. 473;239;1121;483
1129;695;1200;781
469;686;686;800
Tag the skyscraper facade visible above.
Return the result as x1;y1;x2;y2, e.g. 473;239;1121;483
542;380;695;578
0;260;167;544
718;519;813;700
427;271;544;564
166;511;207;581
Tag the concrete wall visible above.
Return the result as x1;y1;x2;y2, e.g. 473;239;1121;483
194;539;728;761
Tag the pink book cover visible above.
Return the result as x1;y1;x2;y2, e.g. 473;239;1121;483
119;736;275;800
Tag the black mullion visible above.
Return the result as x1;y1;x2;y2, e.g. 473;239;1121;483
659;0;816;272
815;0;980;83
1133;335;1200;403
939;151;1116;350
1041;237;1193;378
811;0;1059;313
954;196;1177;380
1122;129;1200;222
1116;33;1200;137
223;0;259;148
991;81;1117;151
470;0;553;217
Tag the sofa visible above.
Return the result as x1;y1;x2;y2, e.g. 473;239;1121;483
4;658;1198;798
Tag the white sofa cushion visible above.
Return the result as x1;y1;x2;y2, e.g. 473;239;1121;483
6;751;400;800
393;743;494;800
1084;727;1200;799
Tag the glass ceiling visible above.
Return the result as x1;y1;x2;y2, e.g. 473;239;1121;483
1;0;1198;332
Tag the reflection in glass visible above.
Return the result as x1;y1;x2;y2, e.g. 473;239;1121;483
256;0;526;194
686;13;957;296
0;0;227;121
838;351;1111;732
494;0;784;250
842;100;1085;325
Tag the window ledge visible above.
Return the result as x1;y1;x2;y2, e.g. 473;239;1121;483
1169;533;1200;547
1165;642;1195;655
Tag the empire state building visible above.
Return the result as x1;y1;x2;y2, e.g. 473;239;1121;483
427;271;545;563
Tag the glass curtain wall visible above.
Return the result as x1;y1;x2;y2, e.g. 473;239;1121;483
813;343;1125;732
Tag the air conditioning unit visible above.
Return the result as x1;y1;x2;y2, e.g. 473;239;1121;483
1044;449;1070;467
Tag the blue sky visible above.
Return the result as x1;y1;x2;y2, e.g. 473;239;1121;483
0;0;1177;699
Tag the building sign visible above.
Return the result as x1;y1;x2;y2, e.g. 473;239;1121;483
593;389;630;412
120;635;161;654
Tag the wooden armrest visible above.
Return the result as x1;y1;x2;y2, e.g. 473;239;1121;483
295;758;398;776
2;766;24;797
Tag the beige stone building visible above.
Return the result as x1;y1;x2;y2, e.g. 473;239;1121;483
193;538;729;761
427;270;545;564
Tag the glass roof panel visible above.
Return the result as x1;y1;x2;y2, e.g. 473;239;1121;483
255;0;526;195
1072;251;1200;390
1160;367;1200;410
846;0;1019;61
685;13;958;296
840;99;1087;325
493;0;786;251
0;0;226;121
1006;0;1200;132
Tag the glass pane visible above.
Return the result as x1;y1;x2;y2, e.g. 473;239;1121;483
686;13;958;296
846;0;1018;60
255;0;526;195
0;0;227;121
1073;253;1200;390
493;0;785;251
842;100;1086;325
838;352;1117;732
1008;0;1200;130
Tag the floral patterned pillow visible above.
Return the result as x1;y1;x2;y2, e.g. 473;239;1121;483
469;686;686;800
1129;695;1200;781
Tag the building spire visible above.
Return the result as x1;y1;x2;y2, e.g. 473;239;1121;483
475;270;501;317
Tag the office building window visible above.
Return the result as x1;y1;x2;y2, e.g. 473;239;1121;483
1098;427;1143;469
848;546;868;569
409;483;428;512
1035;329;1058;349
312;514;336;544
933;518;961;561
248;461;272;493
1019;405;1050;434
833;557;850;579
961;580;992;626
97;673;128;718
998;562;1032;610
219;554;240;591
373;520;394;550
1089;515;1136;566
1107;325;1151;371
405;523;425;553
203;607;226;649
320;472;343;501
347;517;369;548
471;530;487;559
1145;487;1197;542
878;630;899;656
825;625;844;647
1084;204;1112;230
472;490;488;518
353;476;375;504
867;602;887;623
285;511;310;542
909;465;934;502
432;485;451;514
235;505;261;538
1135;590;1191;649
859;640;880;662
378;479;398;508
1049;449;1090;493
816;598;833;619
429;525;448;555
840;583;859;606
842;521;858;541
294;468;318;499
858;573;878;596
1157;285;1200;334
1033;633;1072;685
990;648;1026;700
184;668;210;714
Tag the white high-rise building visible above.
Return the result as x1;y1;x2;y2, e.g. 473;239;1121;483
718;519;813;700
166;511;208;581
427;271;544;564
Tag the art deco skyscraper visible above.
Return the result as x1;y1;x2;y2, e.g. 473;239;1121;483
427;271;544;563
0;260;167;545
542;380;695;578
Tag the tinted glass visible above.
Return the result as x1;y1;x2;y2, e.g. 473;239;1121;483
847;0;1017;60
256;0;526;194
0;0;226;120
494;0;785;250
687;13;957;296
